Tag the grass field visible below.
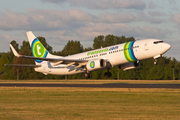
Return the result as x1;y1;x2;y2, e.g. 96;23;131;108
0;87;180;120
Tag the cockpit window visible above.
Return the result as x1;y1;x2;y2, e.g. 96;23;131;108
154;41;163;44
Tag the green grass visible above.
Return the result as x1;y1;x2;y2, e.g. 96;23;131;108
0;87;180;119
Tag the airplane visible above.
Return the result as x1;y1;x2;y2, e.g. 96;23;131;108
5;31;171;78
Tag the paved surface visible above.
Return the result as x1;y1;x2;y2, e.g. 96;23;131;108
0;83;180;88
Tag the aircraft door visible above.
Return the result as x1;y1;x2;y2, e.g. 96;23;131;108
144;42;149;51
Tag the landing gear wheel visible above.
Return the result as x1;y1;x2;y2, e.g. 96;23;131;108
104;72;112;78
84;73;92;78
154;59;158;65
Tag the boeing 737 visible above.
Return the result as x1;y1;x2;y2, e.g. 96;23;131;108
5;31;171;78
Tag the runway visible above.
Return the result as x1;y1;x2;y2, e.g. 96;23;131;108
0;83;180;88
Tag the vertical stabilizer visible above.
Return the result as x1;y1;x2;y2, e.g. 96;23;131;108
27;31;36;47
26;31;49;64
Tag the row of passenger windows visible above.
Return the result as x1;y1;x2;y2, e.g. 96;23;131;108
78;54;98;60
78;46;139;60
109;46;139;54
78;53;107;60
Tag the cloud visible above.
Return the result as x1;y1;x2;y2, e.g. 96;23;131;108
41;0;146;10
98;13;136;23
0;10;29;31
41;0;65;4
0;34;19;52
0;9;95;31
147;1;156;9
137;12;164;24
173;13;180;25
0;8;170;51
37;22;170;51
148;11;165;17
0;9;165;32
135;26;170;39
42;22;170;43
168;0;176;4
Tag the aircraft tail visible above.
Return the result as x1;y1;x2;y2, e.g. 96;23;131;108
27;31;51;64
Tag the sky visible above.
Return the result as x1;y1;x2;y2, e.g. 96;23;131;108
0;0;179;60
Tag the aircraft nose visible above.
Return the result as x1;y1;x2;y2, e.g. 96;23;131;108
163;43;171;51
161;43;171;54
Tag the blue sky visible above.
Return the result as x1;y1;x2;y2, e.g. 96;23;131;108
0;0;179;60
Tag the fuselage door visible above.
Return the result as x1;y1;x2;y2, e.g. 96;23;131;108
144;42;149;51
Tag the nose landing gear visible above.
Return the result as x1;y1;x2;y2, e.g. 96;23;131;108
154;59;158;65
153;55;162;65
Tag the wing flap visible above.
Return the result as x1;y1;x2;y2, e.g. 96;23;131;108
75;62;87;68
53;61;63;66
65;62;76;68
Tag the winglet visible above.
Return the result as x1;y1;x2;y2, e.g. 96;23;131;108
10;44;21;57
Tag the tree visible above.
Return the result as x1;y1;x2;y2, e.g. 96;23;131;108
104;35;117;47
12;41;35;79
93;35;105;49
83;47;93;52
62;40;83;56
0;52;15;79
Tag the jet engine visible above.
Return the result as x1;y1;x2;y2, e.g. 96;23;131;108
120;61;140;71
86;59;106;71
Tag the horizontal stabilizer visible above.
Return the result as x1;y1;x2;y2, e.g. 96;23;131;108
4;64;41;68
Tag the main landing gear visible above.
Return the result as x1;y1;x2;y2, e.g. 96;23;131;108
104;69;112;78
84;73;92;78
84;70;112;78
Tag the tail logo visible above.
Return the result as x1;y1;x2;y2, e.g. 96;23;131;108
124;41;137;62
31;38;48;63
37;45;41;55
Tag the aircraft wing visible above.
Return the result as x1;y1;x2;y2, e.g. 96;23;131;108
4;64;41;68
15;55;87;63
10;44;88;68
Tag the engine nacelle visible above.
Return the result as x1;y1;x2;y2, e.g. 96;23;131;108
86;59;106;71
120;61;140;71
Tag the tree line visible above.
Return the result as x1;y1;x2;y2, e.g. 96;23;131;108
0;34;179;80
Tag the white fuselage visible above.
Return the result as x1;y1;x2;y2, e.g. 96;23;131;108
34;39;171;75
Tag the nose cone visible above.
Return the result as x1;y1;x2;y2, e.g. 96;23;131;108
163;43;171;53
164;43;171;50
